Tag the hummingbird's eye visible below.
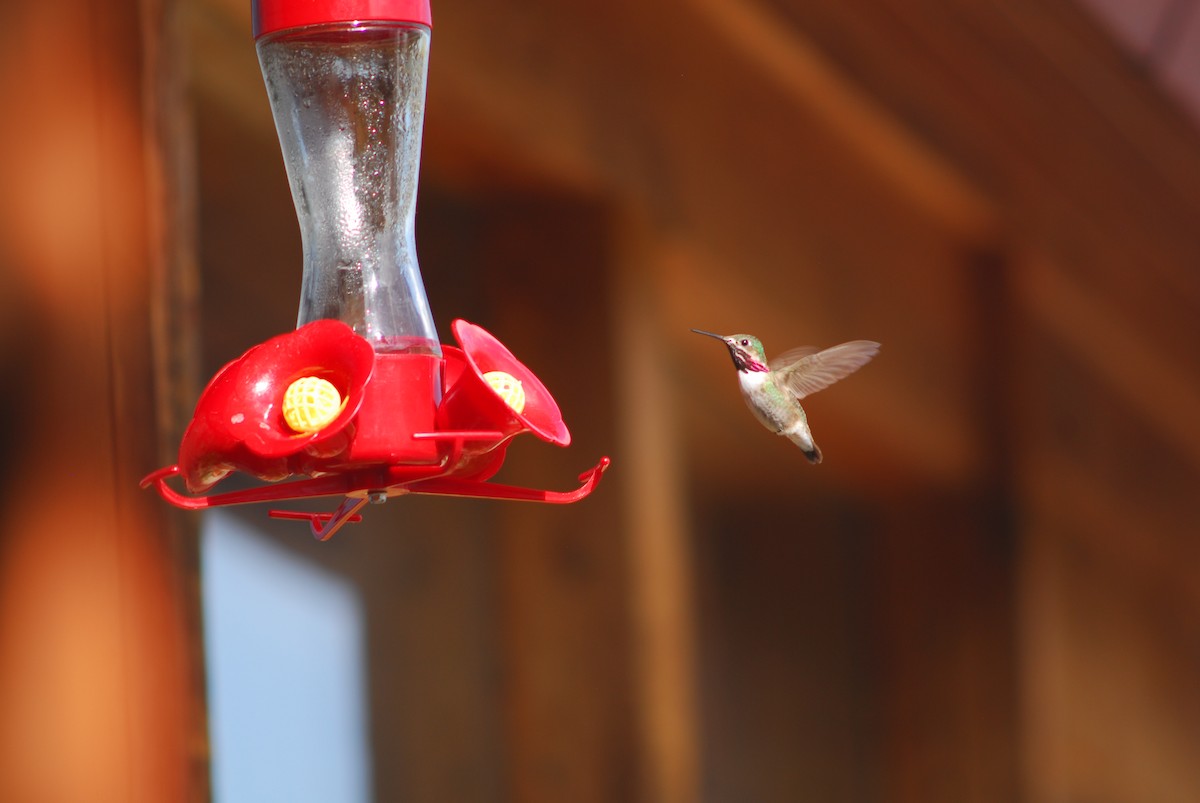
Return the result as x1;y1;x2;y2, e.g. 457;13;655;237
740;339;749;346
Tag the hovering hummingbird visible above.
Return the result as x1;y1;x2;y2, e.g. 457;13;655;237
692;329;879;464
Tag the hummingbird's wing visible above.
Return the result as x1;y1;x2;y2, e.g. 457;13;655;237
772;340;880;400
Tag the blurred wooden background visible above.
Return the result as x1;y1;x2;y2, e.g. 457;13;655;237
2;0;1198;801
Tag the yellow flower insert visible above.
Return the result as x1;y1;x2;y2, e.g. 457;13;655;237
282;375;343;433
482;370;526;414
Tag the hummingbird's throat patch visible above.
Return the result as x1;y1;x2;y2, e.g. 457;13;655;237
734;352;769;373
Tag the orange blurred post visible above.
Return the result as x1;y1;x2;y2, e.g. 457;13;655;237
0;1;205;801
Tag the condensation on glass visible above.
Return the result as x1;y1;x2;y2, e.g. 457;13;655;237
257;23;440;356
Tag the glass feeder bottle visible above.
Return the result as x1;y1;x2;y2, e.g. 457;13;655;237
255;6;440;357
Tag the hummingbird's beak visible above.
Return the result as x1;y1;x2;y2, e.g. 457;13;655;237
690;328;726;341
691;329;742;371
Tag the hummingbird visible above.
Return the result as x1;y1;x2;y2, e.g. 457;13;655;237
691;329;879;464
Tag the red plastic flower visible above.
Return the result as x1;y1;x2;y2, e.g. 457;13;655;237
444;319;570;446
178;320;376;492
430;319;571;481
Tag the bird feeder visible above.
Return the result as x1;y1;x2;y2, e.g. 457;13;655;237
142;0;609;539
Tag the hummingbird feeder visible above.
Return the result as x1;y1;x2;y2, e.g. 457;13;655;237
142;0;609;540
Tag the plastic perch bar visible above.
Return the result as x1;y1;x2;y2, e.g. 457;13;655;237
141;456;610;541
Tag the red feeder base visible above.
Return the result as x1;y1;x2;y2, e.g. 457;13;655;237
142;319;609;539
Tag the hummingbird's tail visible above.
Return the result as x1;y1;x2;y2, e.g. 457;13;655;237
784;424;823;464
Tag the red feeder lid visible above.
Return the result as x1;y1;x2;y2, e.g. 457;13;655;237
253;0;432;38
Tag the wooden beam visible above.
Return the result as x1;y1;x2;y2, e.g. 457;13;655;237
614;218;700;803
477;197;639;803
686;0;996;241
0;1;205;800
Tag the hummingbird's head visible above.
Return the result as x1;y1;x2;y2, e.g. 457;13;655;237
690;329;769;373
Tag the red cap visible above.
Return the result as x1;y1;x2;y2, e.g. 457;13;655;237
253;0;432;38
